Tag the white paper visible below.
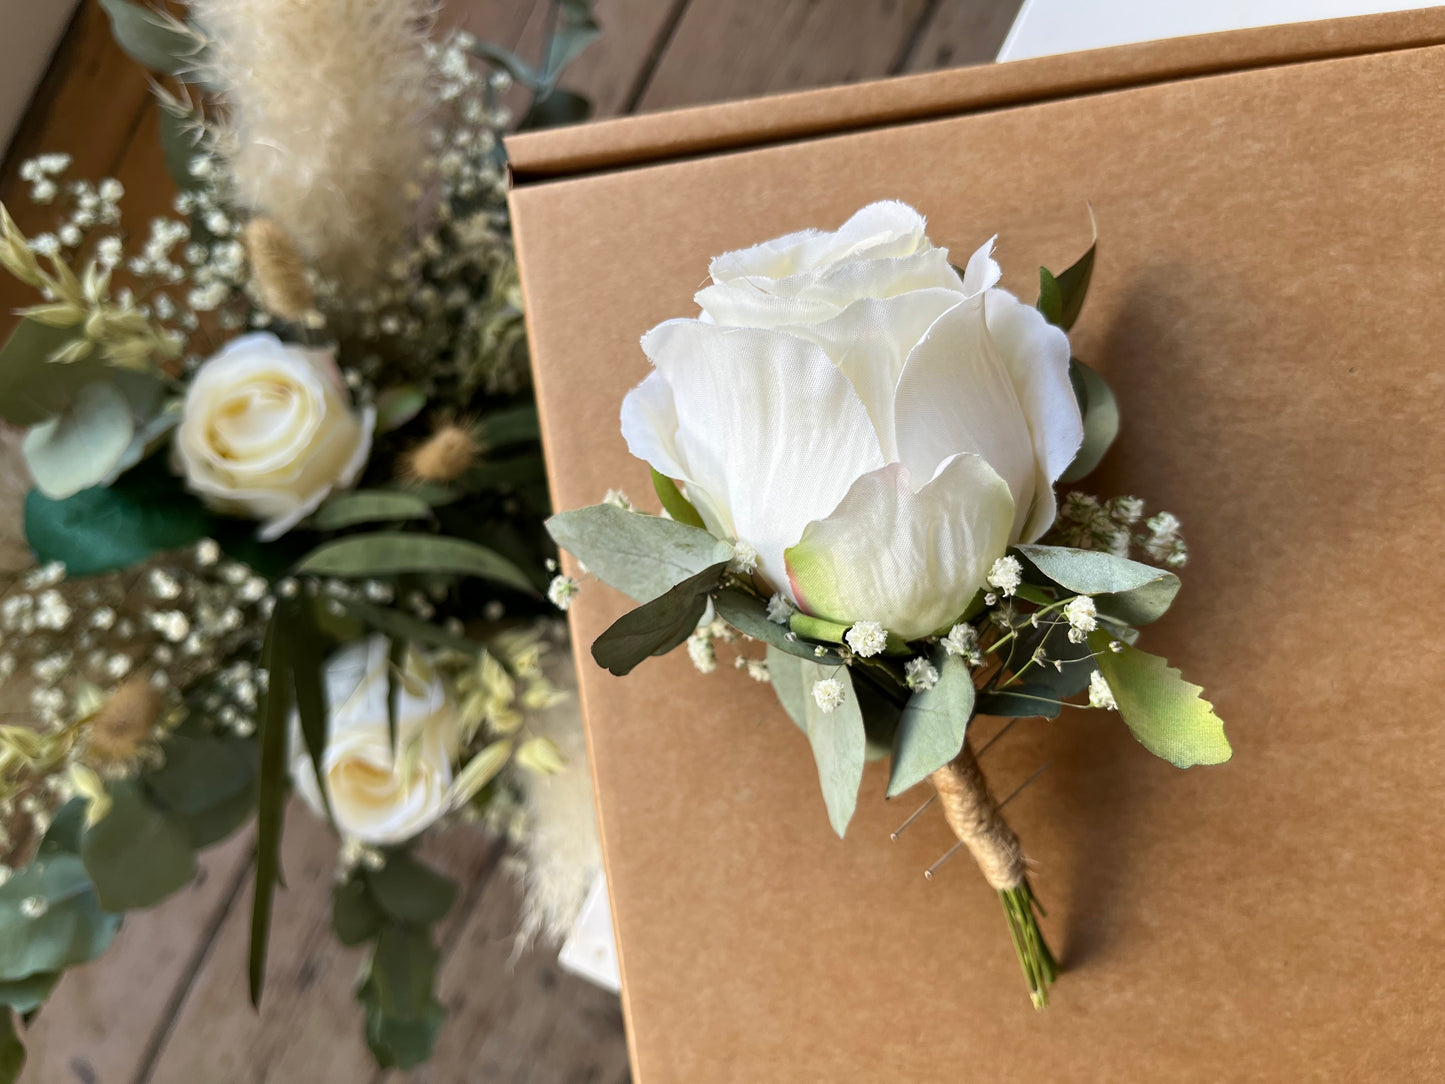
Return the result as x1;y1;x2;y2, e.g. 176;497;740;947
557;870;621;994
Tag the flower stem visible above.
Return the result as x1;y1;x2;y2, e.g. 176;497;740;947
999;878;1057;1009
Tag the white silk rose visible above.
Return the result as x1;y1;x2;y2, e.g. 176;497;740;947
174;333;374;539
292;636;462;845
622;201;1084;640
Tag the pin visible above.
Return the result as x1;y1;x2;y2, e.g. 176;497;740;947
889;793;936;841
996;761;1052;811
975;717;1019;759
923;840;964;880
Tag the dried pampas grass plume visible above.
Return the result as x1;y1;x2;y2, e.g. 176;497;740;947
190;0;437;288
242;218;314;320
405;423;479;483
85;675;164;764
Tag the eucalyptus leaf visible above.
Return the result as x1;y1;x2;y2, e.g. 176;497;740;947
370;924;438;1021
1089;633;1232;768
0;855;119;981
80;780;197;912
312;491;432;531
887;653;974;798
1059;360;1118;483
542;0;603;80
469;40;543;90
332;879;385;947
765;648;866;837
38;799;85;856
712;588;841;662
22;381;136;500
590;561;727;676
974;685;1065;719
546;503;733;604
144;734;255;816
1015;543;1179;625
297;533;537;595
0;972;58;1015
520;89;592;131
0;1011;22;1084
475;404;540;450
0;319;107;428
374;386;426;433
157;107;204;191
364;854;458;926
99;0;198;77
650;469;706;529
1005;620;1096;699
362;1000;444;1071
179;783;256;850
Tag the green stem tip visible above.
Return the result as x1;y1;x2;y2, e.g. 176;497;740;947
999;879;1059;1009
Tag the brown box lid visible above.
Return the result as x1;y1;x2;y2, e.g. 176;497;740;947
509;11;1445;1080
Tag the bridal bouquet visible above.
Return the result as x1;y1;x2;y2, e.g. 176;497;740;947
0;0;603;1075
548;201;1231;1007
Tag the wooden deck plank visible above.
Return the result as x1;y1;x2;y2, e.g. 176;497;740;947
901;0;1022;73
636;0;931;111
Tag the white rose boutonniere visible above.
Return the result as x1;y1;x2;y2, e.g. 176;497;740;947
291;636;461;846
175;332;375;539
622;201;1084;638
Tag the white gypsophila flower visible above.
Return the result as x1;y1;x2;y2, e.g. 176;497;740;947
730;541;759;575
1088;670;1118;710
987;555;1023;598
766;592;794;625
812;677;846;713
602;489;632;510
620;202;1083;641
174;334;374;540
941;622;981;665
904;657;940;692
290;637;460;845
34;591;72;631
844;620;887;658
686;632;717;674
1064;595;1098;644
547;575;580;612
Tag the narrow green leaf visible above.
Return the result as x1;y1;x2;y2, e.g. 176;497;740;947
650;469;706;530
712;588;842;662
0;855;119;981
80;780;197;911
249;610;294;1007
99;0;197;76
475;404;540;450
339;598;481;655
332;878;385;947
887;653;974;798
374;386;426;433
590;560;727;676
765;649;866;837
1058;360;1118;483
1089;633;1232;768
1037;268;1064;327
311;491;432;531
546;503;732;604
1038;228;1096;332
0;1011;23;1084
386;638;406;757
365;854;458;926
297;533;537;595
1015;543;1179;625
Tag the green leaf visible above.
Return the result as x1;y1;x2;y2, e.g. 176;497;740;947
364;854;458;926
369;924;438;1022
1005;620;1096;700
887;653;974;798
542;0;603;80
974;685;1065;719
80;780;197;912
179;783;256;850
99;0;197;76
0;1011;23;1084
590;560;727;677
0;855;119;981
144;734;255;816
1015;543;1179;626
38;799;85;856
711;588;842;662
0;319;107;428
249;610;294;1007
288;600;331;821
520;89;592;131
475;404;540;450
374;386;426;433
386;637;406;757
338;598;481;655
362;1000;444;1071
332;879;385;947
650;469;705;530
1089;633;1232;768
469;41;544;90
0;972;58;1014
157;106;204;190
765;649;866;837
25;467;214;577
546;503;733;604
311;491;432;531
296;533;537;595
1058;360;1118;483
1037;232;1096;332
21;380;136;500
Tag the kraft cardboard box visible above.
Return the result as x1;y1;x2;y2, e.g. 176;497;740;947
507;11;1445;1080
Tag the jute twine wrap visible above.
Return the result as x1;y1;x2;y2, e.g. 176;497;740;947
929;745;1026;892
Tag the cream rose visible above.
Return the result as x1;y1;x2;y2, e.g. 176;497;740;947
623;201;1084;640
175;333;374;539
291;636;461;845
